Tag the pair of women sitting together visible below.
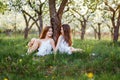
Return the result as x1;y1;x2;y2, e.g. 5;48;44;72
27;24;83;56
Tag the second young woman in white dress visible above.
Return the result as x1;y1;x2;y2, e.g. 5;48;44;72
55;24;83;54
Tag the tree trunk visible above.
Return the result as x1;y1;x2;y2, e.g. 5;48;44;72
22;10;41;39
113;10;120;42
110;9;120;42
104;2;120;42
49;0;68;44
80;18;87;40
50;17;61;44
81;26;86;40
27;0;44;37
38;2;44;36
24;27;29;39
94;29;97;39
22;12;29;39
113;26;119;42
49;0;61;44
38;14;43;36
91;25;97;39
97;23;101;40
110;28;114;40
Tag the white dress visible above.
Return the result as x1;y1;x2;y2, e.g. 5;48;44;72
58;36;72;54
36;39;52;56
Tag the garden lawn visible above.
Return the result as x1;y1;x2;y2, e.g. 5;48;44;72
0;36;120;80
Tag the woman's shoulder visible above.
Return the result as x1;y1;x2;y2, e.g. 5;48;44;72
40;38;54;43
58;35;63;40
59;35;63;38
49;38;54;42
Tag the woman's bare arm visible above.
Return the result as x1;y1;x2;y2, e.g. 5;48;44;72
50;39;56;52
55;35;62;52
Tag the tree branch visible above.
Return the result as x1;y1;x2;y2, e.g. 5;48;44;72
22;10;39;28
117;9;120;27
29;18;39;30
104;1;115;12
57;0;68;19
71;8;82;16
111;11;116;28
28;0;39;14
49;0;56;18
115;4;120;11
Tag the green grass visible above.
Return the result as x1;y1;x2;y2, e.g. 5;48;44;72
0;35;120;80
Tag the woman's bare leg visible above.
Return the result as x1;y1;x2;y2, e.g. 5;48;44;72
71;47;83;53
27;38;39;54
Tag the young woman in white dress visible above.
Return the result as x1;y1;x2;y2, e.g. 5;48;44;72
55;24;83;54
27;26;55;56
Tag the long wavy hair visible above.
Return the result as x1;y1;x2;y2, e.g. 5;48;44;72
62;24;72;46
40;26;52;39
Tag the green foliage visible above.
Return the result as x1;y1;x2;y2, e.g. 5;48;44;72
8;0;25;12
84;0;100;12
0;1;7;13
0;35;120;80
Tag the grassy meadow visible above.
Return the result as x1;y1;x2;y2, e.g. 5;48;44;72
0;34;120;80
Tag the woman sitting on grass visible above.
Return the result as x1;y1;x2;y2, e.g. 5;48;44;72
55;24;83;54
27;26;55;56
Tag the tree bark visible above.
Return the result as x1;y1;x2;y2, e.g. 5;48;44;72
24;27;29;39
80;17;87;40
81;26;86;40
71;9;89;40
22;12;29;39
38;14;43;36
113;26;119;42
97;23;101;40
91;25;97;39
28;0;44;36
37;2;44;36
22;10;39;39
49;0;68;44
113;10;120;42
105;2;120;42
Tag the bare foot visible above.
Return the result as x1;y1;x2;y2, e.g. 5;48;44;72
75;49;84;53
